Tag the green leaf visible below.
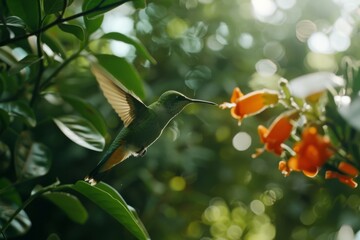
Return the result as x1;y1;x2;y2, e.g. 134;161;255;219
9;55;42;75
47;233;61;240
0;143;11;173
43;192;88;224
0;201;31;238
0;178;21;206
83;0;127;20
101;32;156;64
338;96;360;131
62;95;108;137
0;101;36;127
132;0;146;9
43;0;74;15
6;0;40;31
42;33;67;58
14;133;52;180
3;16;26;28
94;54;145;99
82;0;104;36
58;23;85;41
0;109;10;134
53;115;105;151
0;47;18;66
71;181;150;240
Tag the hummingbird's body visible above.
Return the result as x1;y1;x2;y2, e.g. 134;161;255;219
85;64;216;185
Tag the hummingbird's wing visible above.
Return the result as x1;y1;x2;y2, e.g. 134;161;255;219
91;64;148;127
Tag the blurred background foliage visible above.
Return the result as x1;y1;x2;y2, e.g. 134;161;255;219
1;0;360;239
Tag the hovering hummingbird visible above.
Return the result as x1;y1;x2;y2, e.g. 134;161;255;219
85;64;216;185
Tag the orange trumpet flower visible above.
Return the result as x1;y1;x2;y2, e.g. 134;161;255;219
288;127;333;177
256;110;299;156
325;162;358;188
220;87;279;124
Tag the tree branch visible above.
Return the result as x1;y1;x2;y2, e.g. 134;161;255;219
0;0;130;47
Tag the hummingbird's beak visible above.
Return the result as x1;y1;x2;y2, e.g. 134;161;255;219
188;98;217;106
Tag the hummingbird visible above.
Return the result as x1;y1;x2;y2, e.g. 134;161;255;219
85;64;216;185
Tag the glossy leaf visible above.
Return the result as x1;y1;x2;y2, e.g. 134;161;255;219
58;23;85;41
83;0;127;20
0;101;36;127
82;0;104;36
101;32;156;64
14;133;51;180
43;192;88;224
53;115;105;151
338;96;360;131
4;16;26;28
95;54;145;99
9;55;42;75
43;0;74;15
71;181;150;240
62;95;108;137
0;201;31;238
6;0;40;31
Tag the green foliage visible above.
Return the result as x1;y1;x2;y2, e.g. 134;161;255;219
71;181;150;240
0;0;151;239
43;192;88;224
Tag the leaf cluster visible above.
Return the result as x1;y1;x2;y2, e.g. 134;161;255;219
0;0;153;239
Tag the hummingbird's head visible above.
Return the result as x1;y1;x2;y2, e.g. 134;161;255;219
158;91;216;116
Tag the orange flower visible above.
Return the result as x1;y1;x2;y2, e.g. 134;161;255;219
256;110;299;156
325;162;358;188
279;160;291;176
288;127;333;177
220;87;279;124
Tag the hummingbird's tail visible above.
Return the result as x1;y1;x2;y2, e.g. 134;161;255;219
85;143;132;185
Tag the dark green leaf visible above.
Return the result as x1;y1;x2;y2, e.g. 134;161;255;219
71;181;150;240
0;101;36;127
6;0;40;31
94;54;145;99
0;143;11;173
0;109;10;134
47;233;61;240
101;32;156;64
0;201;31;238
83;0;127;20
0;178;21;206
9;55;42;75
14;132;51;180
44;192;88;224
132;0;146;9
44;0;74;15
53;115;105;151
58;23;85;41
62;95;108;137
4;16;26;28
339;96;360;131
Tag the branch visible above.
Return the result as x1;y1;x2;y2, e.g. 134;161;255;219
0;0;130;47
